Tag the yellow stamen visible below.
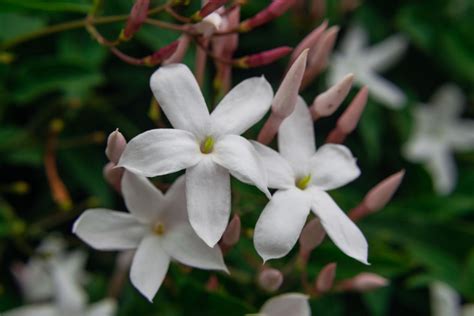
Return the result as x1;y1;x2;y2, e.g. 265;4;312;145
296;174;312;190
200;136;215;154
152;222;165;235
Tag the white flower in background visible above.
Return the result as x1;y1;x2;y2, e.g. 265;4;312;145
328;25;408;109
11;235;87;303
118;63;273;247
430;281;474;316
73;171;228;302
4;245;115;316
403;84;474;195
252;97;368;263
257;293;311;316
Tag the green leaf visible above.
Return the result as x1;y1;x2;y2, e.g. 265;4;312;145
0;12;46;42
0;0;91;13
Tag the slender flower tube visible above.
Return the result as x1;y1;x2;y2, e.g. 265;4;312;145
163;35;191;65
298;218;326;257
239;0;297;32
234;46;292;68
143;41;180;66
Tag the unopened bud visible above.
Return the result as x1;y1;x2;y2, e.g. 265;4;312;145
120;0;150;41
221;215;241;247
105;129;127;164
310;73;354;119
194;0;229;20
364;170;404;212
315;262;337;293
290;20;327;65
258;268;284;292
337;273;389;292
299;218;326;255
163;35;191;65
336;86;368;132
239;0;296;32
143;41;180;66
103;162;124;192
194;12;223;38
235;46;292;68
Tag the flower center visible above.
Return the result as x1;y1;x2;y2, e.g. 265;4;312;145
200;136;215;154
152;222;165;235
296;174;312;190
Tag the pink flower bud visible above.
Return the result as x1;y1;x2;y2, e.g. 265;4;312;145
258;268;284;292
310;73;354;119
143;41;180;66
364;170;404;212
221;214;241;247
121;0;150;40
105;129;127;164
338;273;389;292
163;35;191;65
235;46;292;68
239;0;297;32
196;0;229;20
338;86;369;133
299;218;326;255
315;262;337;293
289;20;328;66
103;162;124;192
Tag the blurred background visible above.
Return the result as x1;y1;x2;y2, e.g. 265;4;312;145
0;0;473;315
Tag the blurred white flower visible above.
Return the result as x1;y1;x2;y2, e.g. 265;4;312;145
118;63;272;247
11;236;87;303
252;97;368;264
73;171;227;302
328;25;408;109
258;293;311;316
403;84;474;195
430;281;474;316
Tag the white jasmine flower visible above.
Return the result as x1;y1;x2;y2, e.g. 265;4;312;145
328;25;408;109
258;293;311;316
252;97;368;263
403;84;474;195
430;281;474;316
73;171;228;302
118;64;273;247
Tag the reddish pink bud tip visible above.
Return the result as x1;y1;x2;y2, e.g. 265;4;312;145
290;20;328;65
105;129;127;164
258;268;284;292
364;170;405;212
299;218;326;255
199;0;229;19
337;86;369;134
221;215;241;247
122;0;150;40
315;262;337;293
237;46;292;68
144;41;180;66
164;35;191;65
239;0;297;32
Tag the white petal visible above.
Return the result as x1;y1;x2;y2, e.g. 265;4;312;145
161;175;188;228
254;189;311;261
427;150;457;195
122;171;165;223
149;64;210;137
162;224;227;271
118;129;201;177
431;84;465;118
73;209;146;251
309;144;360;191
278;97;315;176
358;72;405;109
339;25;368;56
366;35;408;72
214;135;271;198
430;282;461;316
130;235;170;302
251;141;295;189
186;157;231;247
260;293;311;316
447;120;474;151
211;76;273;136
310;189;368;264
86;299;117;316
3;304;59;316
52;260;86;312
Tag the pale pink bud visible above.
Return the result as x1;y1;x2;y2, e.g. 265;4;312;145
198;0;229;19
364;170;405;212
195;39;209;87
258;268;284;292
310;73;354;119
105;129;126;164
239;0;297;32
299;218;326;255
103;162;124;192
315;262;337;293
221;215;241;247
121;0;150;40
290;20;328;65
338;273;389;292
235;46;292;68
143;40;180;66
163;35;191;65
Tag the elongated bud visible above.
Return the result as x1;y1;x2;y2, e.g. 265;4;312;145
257;50;308;144
349;170;405;221
310;73;354;120
103;162;124;192
105;129;127;164
290;20;328;65
143;41;180;66
120;0;150;41
163;35;191;65
194;12;223;37
221;215;241;247
337;273;389;292
235;46;292;68
315;262;337;293
239;0;296;32
193;0;229;21
299;218;326;256
258;268;284;292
